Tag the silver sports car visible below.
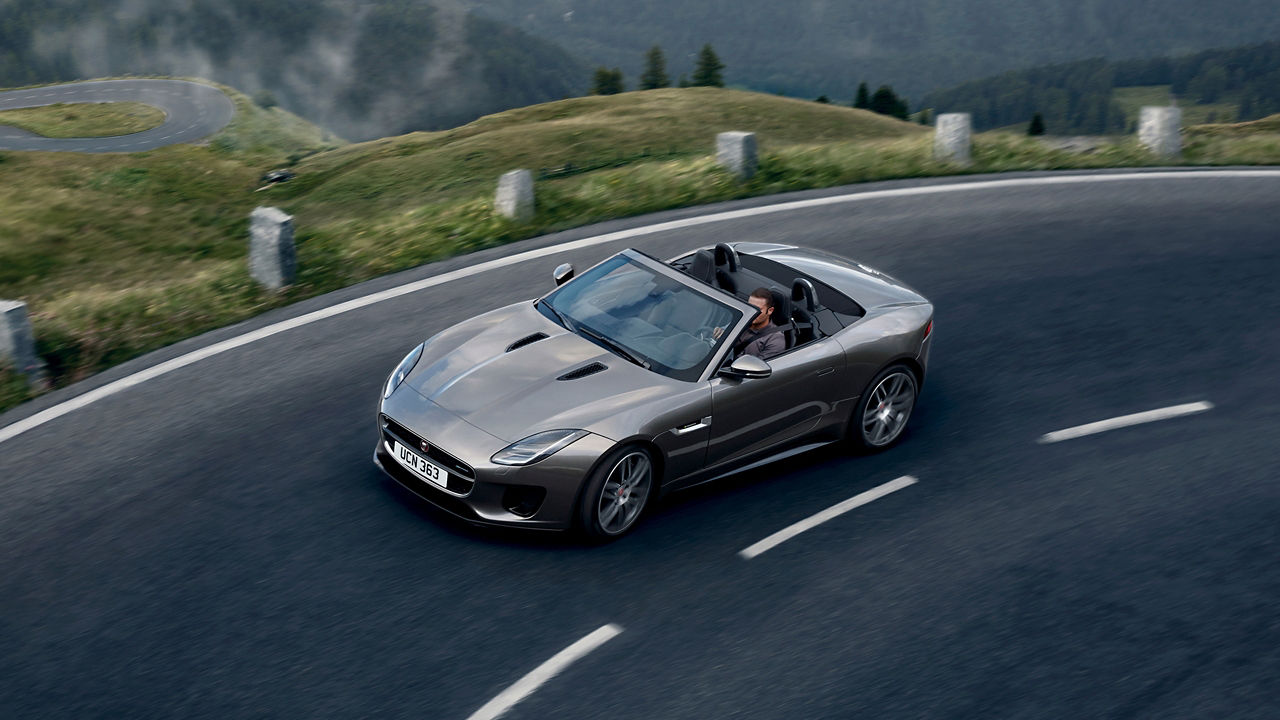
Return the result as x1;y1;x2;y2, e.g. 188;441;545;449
375;242;933;538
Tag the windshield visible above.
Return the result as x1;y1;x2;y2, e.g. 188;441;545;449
539;255;742;381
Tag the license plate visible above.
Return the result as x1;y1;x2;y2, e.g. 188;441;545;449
391;441;450;489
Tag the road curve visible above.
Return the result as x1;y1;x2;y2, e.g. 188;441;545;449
0;79;234;152
1;170;1278;718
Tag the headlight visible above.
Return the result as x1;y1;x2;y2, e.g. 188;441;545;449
491;429;589;466
383;343;424;399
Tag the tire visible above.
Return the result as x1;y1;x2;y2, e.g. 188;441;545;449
849;364;919;452
577;445;655;540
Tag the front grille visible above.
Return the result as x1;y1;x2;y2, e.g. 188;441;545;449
381;415;477;495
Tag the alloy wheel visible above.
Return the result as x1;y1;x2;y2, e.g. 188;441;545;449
862;371;916;447
596;451;652;535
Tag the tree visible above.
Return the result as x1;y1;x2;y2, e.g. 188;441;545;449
590;67;624;95
1028;112;1045;135
815;94;830;103
691;44;725;87
869;85;909;120
853;82;870;109
639;45;669;90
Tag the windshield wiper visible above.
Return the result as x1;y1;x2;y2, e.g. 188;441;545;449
536;298;576;333
578;325;651;369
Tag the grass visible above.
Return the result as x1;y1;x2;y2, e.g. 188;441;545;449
0;102;167;138
1;85;1279;413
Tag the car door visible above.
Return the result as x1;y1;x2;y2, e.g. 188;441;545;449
704;337;848;472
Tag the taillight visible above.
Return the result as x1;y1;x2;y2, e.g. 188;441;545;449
923;319;933;340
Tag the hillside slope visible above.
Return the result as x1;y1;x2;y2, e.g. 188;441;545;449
281;87;925;220
0;0;587;141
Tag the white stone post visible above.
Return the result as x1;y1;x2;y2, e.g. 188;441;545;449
249;206;296;290
495;169;535;221
716;131;758;180
933;113;972;166
1139;106;1182;158
0;300;46;386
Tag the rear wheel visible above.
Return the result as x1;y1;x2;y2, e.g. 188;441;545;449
578;445;655;539
850;364;918;451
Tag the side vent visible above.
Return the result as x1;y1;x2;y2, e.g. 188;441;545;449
557;362;607;381
506;332;548;352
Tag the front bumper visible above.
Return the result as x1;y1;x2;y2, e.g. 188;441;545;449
374;392;615;530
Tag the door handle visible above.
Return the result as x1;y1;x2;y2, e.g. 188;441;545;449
672;416;712;435
816;367;835;376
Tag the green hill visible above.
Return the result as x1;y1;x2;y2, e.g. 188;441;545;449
4;82;1277;413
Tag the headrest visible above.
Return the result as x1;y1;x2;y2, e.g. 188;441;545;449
688;250;714;283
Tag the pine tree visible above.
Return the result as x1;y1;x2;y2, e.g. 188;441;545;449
853;82;870;109
639;46;669;90
1028;112;1046;135
815;94;830;104
590;67;624;95
677;74;690;88
691;44;725;87
869;85;907;119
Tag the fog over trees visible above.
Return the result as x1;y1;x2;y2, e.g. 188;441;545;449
464;0;1280;101
0;0;586;140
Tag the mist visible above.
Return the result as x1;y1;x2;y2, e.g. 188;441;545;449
4;0;586;140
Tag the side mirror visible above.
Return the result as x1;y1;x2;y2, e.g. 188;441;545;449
720;354;772;380
553;263;575;286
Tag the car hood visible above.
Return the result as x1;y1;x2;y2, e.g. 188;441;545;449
405;302;678;442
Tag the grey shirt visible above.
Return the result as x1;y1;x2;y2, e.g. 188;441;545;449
737;322;785;360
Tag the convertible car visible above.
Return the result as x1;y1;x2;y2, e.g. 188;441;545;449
375;242;933;538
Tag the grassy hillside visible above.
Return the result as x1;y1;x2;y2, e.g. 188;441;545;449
2;84;1279;412
0;102;166;137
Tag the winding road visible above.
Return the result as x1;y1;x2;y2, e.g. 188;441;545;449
2;169;1278;718
0;79;234;152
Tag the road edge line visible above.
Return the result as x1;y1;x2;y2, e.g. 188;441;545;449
466;623;623;720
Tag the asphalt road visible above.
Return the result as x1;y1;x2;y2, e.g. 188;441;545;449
0;79;234;152
2;170;1278;718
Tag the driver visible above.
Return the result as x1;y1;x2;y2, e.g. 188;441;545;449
715;287;784;360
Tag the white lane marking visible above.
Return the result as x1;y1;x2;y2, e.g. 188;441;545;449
739;476;918;559
466;624;623;720
1;169;1278;445
1037;401;1214;444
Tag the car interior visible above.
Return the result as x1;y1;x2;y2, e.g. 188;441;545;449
669;243;866;357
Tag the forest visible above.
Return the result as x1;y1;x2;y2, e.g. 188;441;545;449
465;0;1280;103
923;42;1280;134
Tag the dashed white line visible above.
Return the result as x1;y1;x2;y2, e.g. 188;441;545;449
739;476;918;559
1037;401;1214;444
1;170;1277;445
466;624;623;720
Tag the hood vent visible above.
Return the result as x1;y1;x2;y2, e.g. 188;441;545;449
557;362;607;381
506;332;549;352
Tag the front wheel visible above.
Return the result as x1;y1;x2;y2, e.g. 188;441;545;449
850;364;918;451
578;445;655;539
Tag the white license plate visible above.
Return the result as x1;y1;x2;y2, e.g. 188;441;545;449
391;441;450;489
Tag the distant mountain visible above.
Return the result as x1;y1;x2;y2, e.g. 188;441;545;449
0;0;588;140
922;41;1280;134
464;0;1280;103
